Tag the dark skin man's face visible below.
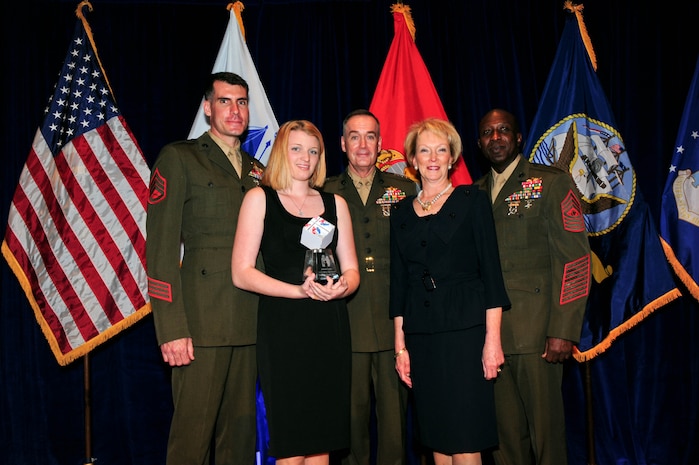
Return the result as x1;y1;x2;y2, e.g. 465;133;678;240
477;110;523;173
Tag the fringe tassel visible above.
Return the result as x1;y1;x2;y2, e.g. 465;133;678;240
572;287;682;362
661;237;699;301
391;3;416;42
75;1;115;99
2;240;152;366
563;1;597;71
228;2;246;41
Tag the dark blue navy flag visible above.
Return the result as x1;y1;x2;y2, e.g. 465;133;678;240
524;5;681;361
660;56;699;302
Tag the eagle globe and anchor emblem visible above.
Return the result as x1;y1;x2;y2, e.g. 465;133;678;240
529;114;634;237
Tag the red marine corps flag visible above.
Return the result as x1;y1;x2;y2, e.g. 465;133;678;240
369;3;471;186
1;1;151;365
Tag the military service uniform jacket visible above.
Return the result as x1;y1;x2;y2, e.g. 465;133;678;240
146;132;264;347
474;157;591;354
324;170;417;352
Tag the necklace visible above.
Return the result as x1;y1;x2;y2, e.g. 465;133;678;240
416;183;452;211
286;191;309;215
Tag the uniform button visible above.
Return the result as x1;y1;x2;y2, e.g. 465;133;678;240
534;288;540;293
201;269;207;276
363;217;370;223
364;232;370;239
420;240;427;247
365;248;372;254
208;182;214;188
424;301;431;307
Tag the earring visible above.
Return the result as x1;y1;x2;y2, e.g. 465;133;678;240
448;164;452;169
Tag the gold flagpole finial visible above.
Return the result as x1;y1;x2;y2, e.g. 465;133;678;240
74;1;115;97
228;2;246;41
563;1;597;71
390;3;416;42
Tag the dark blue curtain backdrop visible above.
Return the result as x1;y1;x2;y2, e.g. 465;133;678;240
2;1;698;464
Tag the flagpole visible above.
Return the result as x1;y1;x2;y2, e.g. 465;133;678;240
583;361;596;465
83;353;95;465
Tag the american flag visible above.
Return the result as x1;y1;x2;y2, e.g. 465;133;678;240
1;15;151;366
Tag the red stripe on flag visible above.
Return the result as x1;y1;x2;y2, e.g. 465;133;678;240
3;226;72;353
70;131;147;310
7;175;100;347
21;146;118;335
106;117;150;210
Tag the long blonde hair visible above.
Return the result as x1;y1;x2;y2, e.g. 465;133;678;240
262;120;327;190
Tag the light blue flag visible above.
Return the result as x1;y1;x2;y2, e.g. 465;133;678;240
524;6;681;361
660;55;699;301
188;2;278;165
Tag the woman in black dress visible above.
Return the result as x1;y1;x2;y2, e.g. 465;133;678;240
232;120;360;464
389;118;510;465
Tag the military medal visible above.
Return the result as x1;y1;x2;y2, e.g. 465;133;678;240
376;186;408;216
505;177;543;215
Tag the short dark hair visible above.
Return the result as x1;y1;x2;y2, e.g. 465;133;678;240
204;72;249;100
342;109;381;136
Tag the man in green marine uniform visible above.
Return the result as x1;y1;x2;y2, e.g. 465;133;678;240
324;109;418;465
474;108;591;465
146;72;265;465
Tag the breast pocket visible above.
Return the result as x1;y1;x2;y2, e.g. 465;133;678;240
500;199;544;248
190;182;235;219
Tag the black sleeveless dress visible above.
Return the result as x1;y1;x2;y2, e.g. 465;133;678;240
257;186;351;458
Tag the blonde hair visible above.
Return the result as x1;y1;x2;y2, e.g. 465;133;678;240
403;118;462;168
262;120;327;190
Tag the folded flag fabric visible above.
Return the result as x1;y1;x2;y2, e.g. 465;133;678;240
660;55;699;301
188;1;279;166
524;2;681;361
369;3;471;186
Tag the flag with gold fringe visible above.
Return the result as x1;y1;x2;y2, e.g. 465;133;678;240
369;3;471;186
188;1;279;166
524;2;681;361
1;1;151;366
660;55;699;302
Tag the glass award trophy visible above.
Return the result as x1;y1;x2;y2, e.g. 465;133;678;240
301;216;339;284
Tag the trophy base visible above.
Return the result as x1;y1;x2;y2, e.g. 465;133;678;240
304;249;340;284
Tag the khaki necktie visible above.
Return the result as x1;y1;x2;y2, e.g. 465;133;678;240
357;180;371;205
491;173;507;203
227;149;242;178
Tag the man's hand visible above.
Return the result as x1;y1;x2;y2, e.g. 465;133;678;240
541;337;573;363
161;337;195;366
